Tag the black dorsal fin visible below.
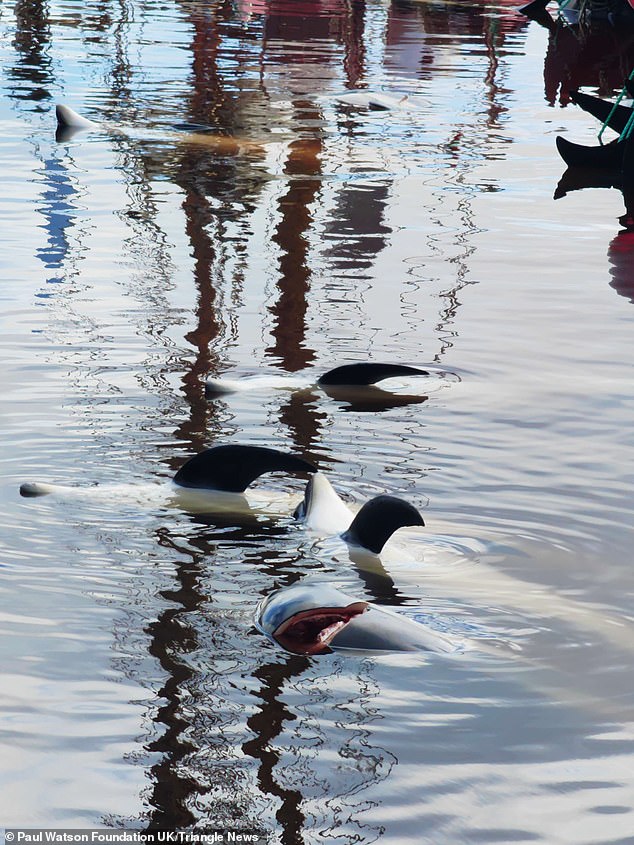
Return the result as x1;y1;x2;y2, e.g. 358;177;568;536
317;363;429;386
341;495;424;554
174;445;317;493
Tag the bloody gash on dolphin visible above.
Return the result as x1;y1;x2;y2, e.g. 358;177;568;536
255;582;462;655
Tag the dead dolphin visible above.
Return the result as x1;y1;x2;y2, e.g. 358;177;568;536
204;362;453;402
256;581;461;655
19;444;317;517
55;103;264;154
333;91;410;111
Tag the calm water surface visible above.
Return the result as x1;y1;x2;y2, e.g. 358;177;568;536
2;0;634;841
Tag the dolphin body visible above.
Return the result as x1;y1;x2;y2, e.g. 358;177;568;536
256;581;462;655
332;91;411;111
19;444;317;518
55;103;264;154
204;362;455;404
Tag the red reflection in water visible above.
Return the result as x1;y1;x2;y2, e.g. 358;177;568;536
544;21;634;105
608;229;634;303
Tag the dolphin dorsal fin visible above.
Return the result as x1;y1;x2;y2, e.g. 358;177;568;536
173;444;317;492
341;495;425;554
318;363;429;386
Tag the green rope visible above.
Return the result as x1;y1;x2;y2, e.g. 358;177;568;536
599;68;634;144
619;107;634;143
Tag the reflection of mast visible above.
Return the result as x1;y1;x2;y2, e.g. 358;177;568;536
263;0;367;371
11;0;52;97
178;182;225;446
10;0;83;290
608;229;634;304
265;0;368;462
342;0;366;86
482;17;506;129
242;656;310;845
266;133;322;372
145;532;202;829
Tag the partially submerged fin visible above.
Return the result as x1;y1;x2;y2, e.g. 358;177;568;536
173;444;317;493
341;494;425;554
317;363;429;386
293;472;353;535
55;104;101;142
56;104;100;130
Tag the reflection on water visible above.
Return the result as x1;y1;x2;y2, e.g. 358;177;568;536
3;0;634;842
544;19;634;105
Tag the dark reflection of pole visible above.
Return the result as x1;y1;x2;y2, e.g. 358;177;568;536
324;180;391;272
342;0;366;87
177;183;225;449
8;0;81;290
482;17;506;130
145;531;202;830
276;388;327;468
135;3;273;829
245;5;378;839
242;655;310;845
10;0;52;100
266;131;322;372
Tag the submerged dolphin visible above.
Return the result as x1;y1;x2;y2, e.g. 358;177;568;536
256;581;461;655
19;444;317;516
333;91;411;111
55;103;264;153
204;362;452;400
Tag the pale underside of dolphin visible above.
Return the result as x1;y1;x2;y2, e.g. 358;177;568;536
256;581;463;655
332;91;412;111
331;519;634;704
204;362;457;399
19;444;317;519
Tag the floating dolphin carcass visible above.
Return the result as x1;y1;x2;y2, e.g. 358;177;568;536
294;473;426;546
19;444;317;519
332;91;411;111
55;103;265;154
204;362;458;402
256;581;463;655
